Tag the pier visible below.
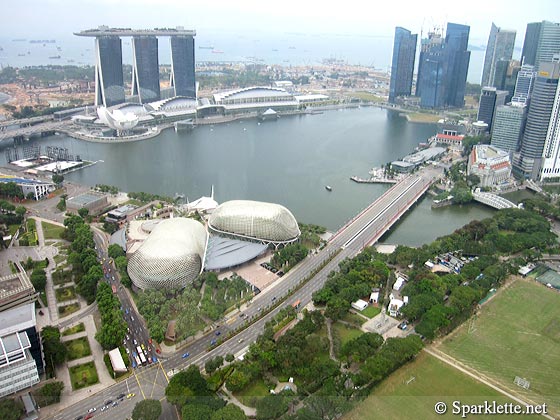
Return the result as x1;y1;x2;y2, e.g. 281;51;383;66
350;175;397;184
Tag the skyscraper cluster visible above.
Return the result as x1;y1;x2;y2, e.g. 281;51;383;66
482;20;560;180
75;26;196;107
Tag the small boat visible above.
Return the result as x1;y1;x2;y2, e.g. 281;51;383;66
325;185;332;191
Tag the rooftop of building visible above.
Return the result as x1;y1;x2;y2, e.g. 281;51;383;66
0;174;53;186
472;144;509;161
75;26;196;37
67;191;108;206
213;86;294;103
0;272;35;311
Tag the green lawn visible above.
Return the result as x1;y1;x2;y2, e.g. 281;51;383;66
58;303;80;317
53;254;67;265
62;323;85;336
439;279;560;418
55;286;76;302
41;221;65;240
342;312;366;327
65;336;92;360
234;378;270;407
52;269;73;285
361;305;381;319
332;322;363;347
344;352;539;420
69;361;99;390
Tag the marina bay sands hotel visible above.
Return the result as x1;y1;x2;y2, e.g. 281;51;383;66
75;26;196;107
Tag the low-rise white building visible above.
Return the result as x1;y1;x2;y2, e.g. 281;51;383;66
388;298;404;317
351;299;368;312
467;144;511;187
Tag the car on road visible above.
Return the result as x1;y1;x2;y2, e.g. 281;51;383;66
210;339;217;346
182;352;190;358
112;401;118;407
133;339;138;345
398;321;408;330
126;393;135;399
238;338;244;343
215;331;221;336
153;356;158;362
105;400;112;406
141;344;146;350
148;357;152;363
75;416;83;420
87;408;96;413
117;393;125;400
125;347;130;354
84;415;93;420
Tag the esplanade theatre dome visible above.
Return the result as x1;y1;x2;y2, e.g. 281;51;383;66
128;218;207;290
208;200;300;244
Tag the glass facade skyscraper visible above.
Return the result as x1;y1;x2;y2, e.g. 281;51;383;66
95;36;125;107
481;23;516;88
521;21;560;70
132;36;161;103
491;104;527;153
515;62;560;179
388;27;417;103
170;36;196;98
477;87;508;130
416;23;470;109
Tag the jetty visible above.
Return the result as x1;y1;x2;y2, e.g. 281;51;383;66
350;175;397;184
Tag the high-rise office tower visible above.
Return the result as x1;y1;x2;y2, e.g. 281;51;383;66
477;87;508;130
416;23;470;109
539;71;560;179
170;35;196;98
511;64;537;105
132;36;161;103
445;23;471;108
516;62;560;179
491;103;527;153
94;36;125;107
521;21;560;69
481;23;516;88
389;27;417;103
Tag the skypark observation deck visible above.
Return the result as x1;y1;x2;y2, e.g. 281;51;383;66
74;27;196;37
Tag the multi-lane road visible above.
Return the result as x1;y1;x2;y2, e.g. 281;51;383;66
47;166;441;420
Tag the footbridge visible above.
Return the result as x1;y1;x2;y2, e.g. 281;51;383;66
472;191;517;210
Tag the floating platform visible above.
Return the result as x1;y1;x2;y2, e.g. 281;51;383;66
350;175;397;184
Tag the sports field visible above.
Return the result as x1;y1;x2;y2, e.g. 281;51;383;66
439;278;560;417
344;352;539;420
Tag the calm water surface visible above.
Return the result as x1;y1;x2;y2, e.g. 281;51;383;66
1;107;497;246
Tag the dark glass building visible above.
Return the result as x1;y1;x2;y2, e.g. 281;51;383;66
477;87;508;130
481;23;516;88
417;23;470;109
132;36;161;103
521;21;560;70
388;27;417;103
95;36;125;107
170;36;196;98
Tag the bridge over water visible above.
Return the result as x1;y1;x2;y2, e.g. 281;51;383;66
472;191;517;210
0;120;71;143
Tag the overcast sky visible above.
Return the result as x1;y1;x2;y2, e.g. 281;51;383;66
2;0;557;45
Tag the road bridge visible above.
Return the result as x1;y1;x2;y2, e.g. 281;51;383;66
0;120;71;143
472;191;517;210
0;115;54;128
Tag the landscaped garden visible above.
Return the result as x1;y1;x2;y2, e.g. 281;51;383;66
58;302;80;317
55;286;76;302
69;361;99;390
65;336;91;361
62;322;85;337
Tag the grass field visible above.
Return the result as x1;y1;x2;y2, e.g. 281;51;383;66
234;378;269;407
344;352;539;420
361;305;381;319
41;221;65;240
65;336;92;360
62;323;85;336
332;322;363;347
69;361;98;390
439;278;560;417
406;113;442;123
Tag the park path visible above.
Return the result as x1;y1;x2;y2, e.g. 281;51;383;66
32;216;59;323
424;347;555;420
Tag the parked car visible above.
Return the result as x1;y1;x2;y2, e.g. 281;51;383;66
182;353;190;359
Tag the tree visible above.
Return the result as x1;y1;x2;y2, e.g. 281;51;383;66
256;395;288;420
211;404;247;420
16;205;27;217
182;404;213;420
132;399;162;420
52;174;64;185
108;243;126;259
56;197;66;212
205;356;223;374
42;326;67;376
38;381;64;405
78;207;89;219
0;398;24;420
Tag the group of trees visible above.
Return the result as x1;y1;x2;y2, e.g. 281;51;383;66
388;209;555;339
95;282;127;350
128;191;173;203
0;182;24;200
41;326;67;378
136;287;201;343
62;214;102;303
0;398;24;420
131;399;162;420
199;272;250;321
270;243;308;272
107;244;131;287
95;184;119;195
30;266;47;292
312;247;389;320
298;223;327;248
34;381;64;406
166;365;247;420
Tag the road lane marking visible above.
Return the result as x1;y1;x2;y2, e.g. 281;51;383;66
133;370;147;400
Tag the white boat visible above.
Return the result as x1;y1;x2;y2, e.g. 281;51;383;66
325;185;332;191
